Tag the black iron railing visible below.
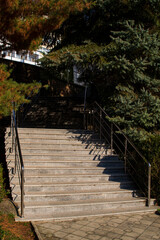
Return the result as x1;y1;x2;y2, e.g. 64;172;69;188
85;102;151;206
10;109;24;217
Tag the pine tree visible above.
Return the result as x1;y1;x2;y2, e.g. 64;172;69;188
105;21;160;141
41;1;160;142
0;64;41;118
0;0;90;118
0;0;90;51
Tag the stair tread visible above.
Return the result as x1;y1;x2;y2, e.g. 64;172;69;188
21;166;124;169
9;160;122;164
8;155;118;160
22;196;146;208
13;142;105;145
17;206;157;222
13;173;128;177
17;188;136;196
16;181;133;186
13;174;128;180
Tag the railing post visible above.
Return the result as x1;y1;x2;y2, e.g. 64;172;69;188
86;111;89;130
124;139;127;174
147;163;151;207
11;112;14;153
92;109;95;131
83;85;87;130
89;110;91;130
83;110;86;130
14;139;17;175
21;166;24;217
111;123;113;154
100;109;102;140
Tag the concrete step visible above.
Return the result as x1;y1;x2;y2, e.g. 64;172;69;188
6;128;93;134
7;148;107;155
15;189;138;203
11;173;130;184
23;198;148;217
6;146;107;154
6;136;104;144
8;160;123;168
20;166;125;176
7;154;118;161
6;128;99;139
16;205;158;222
6;140;105;146
12;181;135;193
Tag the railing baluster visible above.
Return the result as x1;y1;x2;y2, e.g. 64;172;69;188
148;163;151;207
21;166;24;217
100;109;102;140
88;102;151;205
14;139;17;175
124;139;127;174
93;109;95;131
111;123;113;154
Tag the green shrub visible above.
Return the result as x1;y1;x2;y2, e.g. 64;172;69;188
141;135;160;204
0;225;5;239
0;164;6;202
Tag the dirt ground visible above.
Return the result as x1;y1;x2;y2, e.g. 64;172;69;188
0;199;36;240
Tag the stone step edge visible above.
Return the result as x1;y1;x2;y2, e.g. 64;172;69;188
7;152;108;156
11;166;124;170
15;195;143;208
8;160;122;164
5;142;105;146
19;206;157;222
6;127;94;131
15;189;137;197
21;198;148;209
8;149;107;152
12;173;128;180
6;132;97;137
13;181;133;187
7;155;118;160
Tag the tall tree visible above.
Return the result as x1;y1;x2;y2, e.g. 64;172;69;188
0;0;90;51
0;64;41;118
41;0;160;141
0;0;90;118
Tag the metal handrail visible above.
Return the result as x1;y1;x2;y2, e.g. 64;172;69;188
86;101;151;207
11;109;24;217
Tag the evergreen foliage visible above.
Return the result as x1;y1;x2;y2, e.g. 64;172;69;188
0;0;90;51
141;135;160;203
0;164;6;202
105;21;160;141
0;0;91;118
0;64;41;118
42;1;160;142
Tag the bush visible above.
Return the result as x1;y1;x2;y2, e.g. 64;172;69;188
0;164;6;202
141;135;160;204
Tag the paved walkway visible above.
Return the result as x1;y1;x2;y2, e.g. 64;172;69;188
33;212;160;240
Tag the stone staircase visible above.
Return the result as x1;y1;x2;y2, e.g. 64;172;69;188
5;128;156;222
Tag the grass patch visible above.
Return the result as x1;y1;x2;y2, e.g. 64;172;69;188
0;164;7;202
0;212;36;240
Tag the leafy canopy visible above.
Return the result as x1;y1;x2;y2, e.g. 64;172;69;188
0;0;91;118
41;0;160;142
0;64;41;118
0;0;91;51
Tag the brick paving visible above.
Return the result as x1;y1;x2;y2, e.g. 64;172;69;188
32;212;160;240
